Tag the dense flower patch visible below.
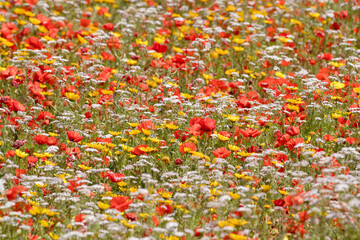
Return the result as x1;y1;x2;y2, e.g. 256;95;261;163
0;0;360;239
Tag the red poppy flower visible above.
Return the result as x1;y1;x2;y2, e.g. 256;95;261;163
284;194;303;207
285;126;300;136
236;97;252;108
137;120;156;131
107;173;125;183
149;42;168;53
188;123;202;136
15;169;26;178
125;212;138;221
107;36;122;49
28;233;40;240
212;147;231;159
46;137;57;146
8;99;25;112
65;147;81;159
85;112;92;118
155;204;173;216
274;133;291;148
67;177;85;192
174;130;190;141
67;131;83;142
27;156;38;165
110;196;132;212
132;144;149;155
0;66;18;80
80;18;91;27
276;153;289;163
6;185;28;201
76;214;86;222
199;118;216;132
218;131;231;138
102;23;114;31
345;137;360;145
97;7;109;15
299;211;309;223
210;79;228;91
37;111;55;122
323;134;335;141
101;51;116;61
240;128;262;138
35;135;53;145
5;150;16;158
96;137;112;143
317;53;334;60
309;59;317;65
25;36;44;49
175;158;182;165
274;199;285;207
179;142;197;154
287;138;304;151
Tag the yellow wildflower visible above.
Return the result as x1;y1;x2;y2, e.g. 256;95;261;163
77;35;88;44
278;189;289;195
215;48;229;55
39;220;50;228
216;133;229;141
78;164;92;171
329;61;345;68
229;233;247;240
330;81;345;89
49;232;60;240
227;115;239;122
228;218;248;226
127;60;137;65
128;123;139;127
233;46;244;52
98;202;110;209
353;87;360;93
309;12;320;18
15;149;28;158
275;71;284;78
65;92;80;101
165;123;179;130
261;185;271;192
229;192;240;199
136;39;148;46
109;131;121;136
228;145;240;151
129;129;141;135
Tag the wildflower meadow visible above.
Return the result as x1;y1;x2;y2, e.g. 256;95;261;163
0;0;360;239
